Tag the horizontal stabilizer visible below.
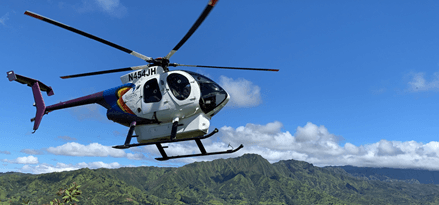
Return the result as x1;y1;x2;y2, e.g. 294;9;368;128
7;70;54;96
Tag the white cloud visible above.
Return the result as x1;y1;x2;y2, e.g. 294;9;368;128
20;149;44;155
126;153;146;160
137;121;439;171
95;0;127;18
220;121;346;159
219;76;262;107
78;161;121;169
2;156;39;164
46;142;146;160
0;150;11;155
408;72;439;92
58;136;77;141
20;161;122;174
95;0;122;12
0;12;9;26
76;0;127;18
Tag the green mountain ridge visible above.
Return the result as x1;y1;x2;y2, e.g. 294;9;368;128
2;154;439;204
333;165;439;184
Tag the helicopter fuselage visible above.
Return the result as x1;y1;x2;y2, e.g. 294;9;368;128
101;66;229;143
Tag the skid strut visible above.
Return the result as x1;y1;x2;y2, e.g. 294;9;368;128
112;121;138;149
156;143;168;159
124;122;137;147
170;121;179;141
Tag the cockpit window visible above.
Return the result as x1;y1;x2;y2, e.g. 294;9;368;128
184;71;228;114
167;73;191;100
143;78;162;103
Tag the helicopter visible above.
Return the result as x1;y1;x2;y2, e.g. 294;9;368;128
7;0;279;161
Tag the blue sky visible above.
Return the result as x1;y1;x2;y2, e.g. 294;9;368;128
2;0;439;174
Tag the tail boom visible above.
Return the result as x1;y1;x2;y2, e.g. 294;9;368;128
45;91;107;112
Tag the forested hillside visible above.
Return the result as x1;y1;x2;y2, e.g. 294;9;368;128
1;154;439;204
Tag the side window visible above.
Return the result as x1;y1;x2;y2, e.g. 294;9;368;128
143;78;162;103
167;73;191;100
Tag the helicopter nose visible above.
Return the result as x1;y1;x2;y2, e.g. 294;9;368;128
199;90;228;116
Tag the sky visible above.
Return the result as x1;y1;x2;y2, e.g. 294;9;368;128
1;0;439;174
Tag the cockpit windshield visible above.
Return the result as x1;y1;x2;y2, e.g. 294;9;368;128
184;71;228;114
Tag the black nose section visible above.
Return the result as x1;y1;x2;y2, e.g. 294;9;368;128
184;71;228;114
199;90;227;114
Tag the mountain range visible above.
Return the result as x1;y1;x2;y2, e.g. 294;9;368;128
1;154;439;204
335;165;439;185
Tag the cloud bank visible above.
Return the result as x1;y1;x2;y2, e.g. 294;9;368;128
139;121;439;170
14;121;439;173
46;142;146;160
20;161;123;174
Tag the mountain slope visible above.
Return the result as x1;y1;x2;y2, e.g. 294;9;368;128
1;154;439;204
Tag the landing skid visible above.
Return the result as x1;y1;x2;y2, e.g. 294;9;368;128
155;143;243;161
112;123;244;161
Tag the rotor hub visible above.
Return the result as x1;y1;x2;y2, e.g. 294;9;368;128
151;58;171;72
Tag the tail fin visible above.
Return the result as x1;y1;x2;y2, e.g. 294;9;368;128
7;71;53;132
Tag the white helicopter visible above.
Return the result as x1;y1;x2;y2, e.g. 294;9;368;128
7;0;278;161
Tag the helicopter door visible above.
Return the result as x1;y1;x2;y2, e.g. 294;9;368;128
141;78;170;118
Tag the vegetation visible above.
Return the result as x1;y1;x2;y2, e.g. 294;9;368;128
335;165;439;184
20;182;82;205
1;154;439;204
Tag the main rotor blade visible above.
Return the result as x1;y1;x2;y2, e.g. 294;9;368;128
171;64;279;72
24;11;154;62
165;0;219;60
60;65;149;79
